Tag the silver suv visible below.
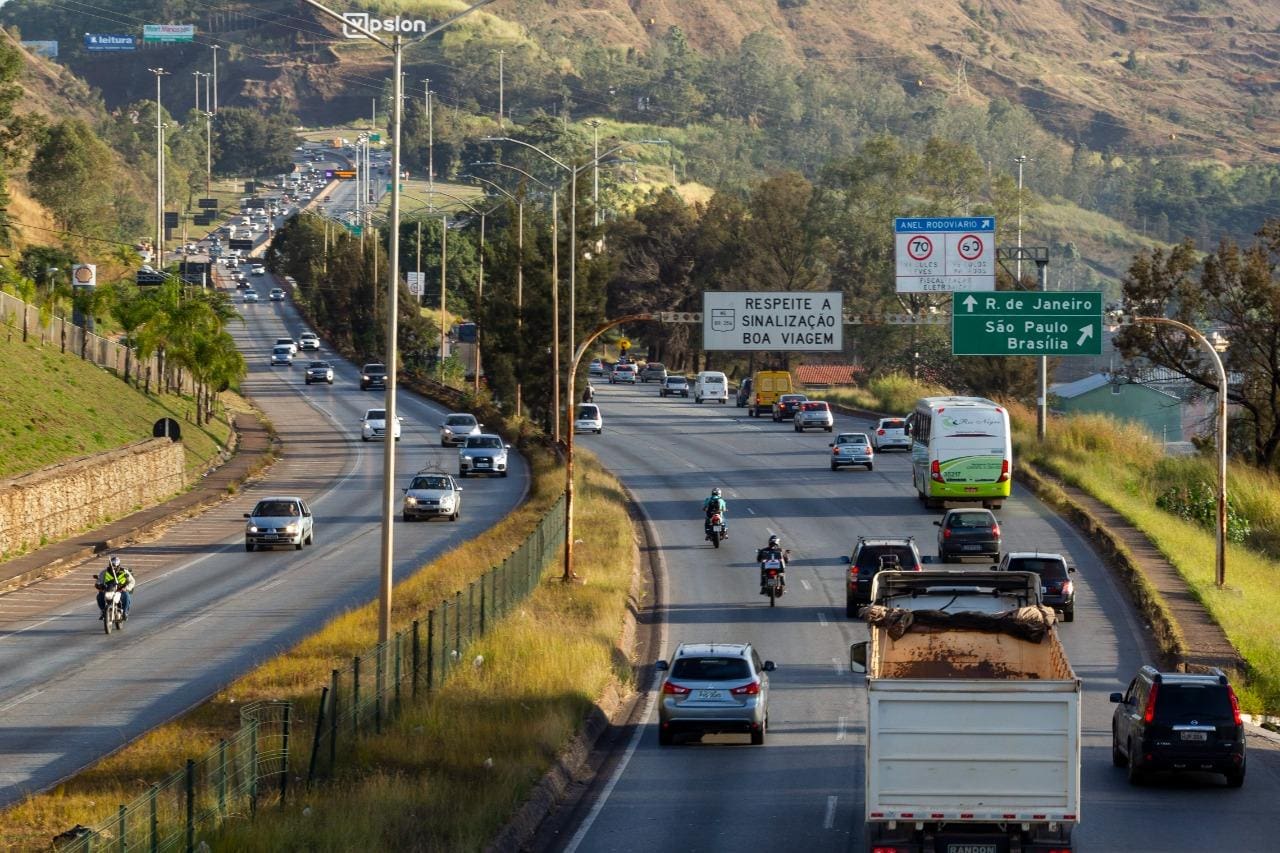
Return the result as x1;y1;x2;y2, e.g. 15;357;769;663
458;433;510;477
654;642;775;746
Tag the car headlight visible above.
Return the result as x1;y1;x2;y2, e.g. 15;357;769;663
284;524;298;534
405;496;418;506
362;374;369;380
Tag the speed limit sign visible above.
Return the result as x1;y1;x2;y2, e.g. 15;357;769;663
894;217;995;292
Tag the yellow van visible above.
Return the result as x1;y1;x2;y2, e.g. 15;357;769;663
751;370;794;417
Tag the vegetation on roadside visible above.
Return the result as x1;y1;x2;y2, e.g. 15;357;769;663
0;329;230;480
0;448;632;850
1011;407;1280;712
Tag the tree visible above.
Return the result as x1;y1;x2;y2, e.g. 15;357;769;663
27;119;117;234
1114;226;1280;467
213;107;298;178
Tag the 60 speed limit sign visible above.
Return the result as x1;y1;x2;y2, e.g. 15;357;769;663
894;217;995;292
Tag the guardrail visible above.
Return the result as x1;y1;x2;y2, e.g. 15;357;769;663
305;492;566;783
55;701;292;853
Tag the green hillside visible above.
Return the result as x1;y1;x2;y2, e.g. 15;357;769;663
0;332;231;480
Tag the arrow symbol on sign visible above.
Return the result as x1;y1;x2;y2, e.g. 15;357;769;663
962;295;978;313
1077;324;1094;347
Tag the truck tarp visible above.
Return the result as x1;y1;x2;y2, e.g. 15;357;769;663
861;604;1057;643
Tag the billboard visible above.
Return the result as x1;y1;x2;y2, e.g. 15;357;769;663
702;291;843;352
22;41;59;58
143;25;195;43
84;33;136;51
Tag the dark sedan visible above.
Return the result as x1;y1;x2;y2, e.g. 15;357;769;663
770;393;808;421
935;508;1001;562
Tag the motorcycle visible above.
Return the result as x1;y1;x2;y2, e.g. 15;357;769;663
705;512;727;548
96;575;125;635
756;547;791;606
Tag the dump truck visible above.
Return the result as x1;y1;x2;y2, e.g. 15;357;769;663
850;570;1081;853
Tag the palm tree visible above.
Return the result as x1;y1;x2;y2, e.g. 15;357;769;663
109;281;156;387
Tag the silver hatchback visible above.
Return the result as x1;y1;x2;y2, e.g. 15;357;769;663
655;643;775;745
830;432;874;471
795;400;834;432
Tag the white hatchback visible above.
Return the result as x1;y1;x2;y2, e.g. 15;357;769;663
872;417;911;451
361;408;402;442
575;403;603;434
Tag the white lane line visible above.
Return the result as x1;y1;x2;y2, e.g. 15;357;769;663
831;656;843;675
563;688;660;853
836;715;847;742
180;613;212;630
817;612;828;627
746;507;756;515
800;578;811;590
0;688;44;713
259;578;287;592
823;795;838;829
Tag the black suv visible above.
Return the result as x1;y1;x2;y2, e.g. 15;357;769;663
996;552;1076;622
360;363;387;390
844;536;923;617
771;394;808;421
1110;666;1245;787
935;508;1001;562
735;377;753;408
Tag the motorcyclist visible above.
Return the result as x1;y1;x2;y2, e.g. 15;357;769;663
95;556;136;621
702;487;727;539
582;384;595;403
758;534;788;592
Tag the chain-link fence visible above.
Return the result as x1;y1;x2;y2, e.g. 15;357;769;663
54;701;292;853
307;492;566;782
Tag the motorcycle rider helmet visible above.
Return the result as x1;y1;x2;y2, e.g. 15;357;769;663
768;535;780;547
108;556;121;569
711;488;722;498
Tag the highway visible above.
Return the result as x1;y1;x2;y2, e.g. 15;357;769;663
557;381;1280;852
0;271;528;807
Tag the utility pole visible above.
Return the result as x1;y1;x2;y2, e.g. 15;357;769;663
193;70;202;112
210;44;219;113
416;218;422;305
427;86;434;189
149;67;169;268
439;213;448;378
204;110;213;197
497;49;504;129
588;119;601;227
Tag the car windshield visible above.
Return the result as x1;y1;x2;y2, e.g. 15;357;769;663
646;363;665;370
365;365;386;374
667;378;686;385
881;419;907;430
273;346;290;354
1155;684;1234;721
366;410;386;420
445;415;476;426
836;434;868;445
782;395;806;403
254;500;299;517
308;362;329;369
670;657;751;681
1011;557;1067;579
948;512;994;529
467;437;503;449
855;545;920;571
411;477;450;490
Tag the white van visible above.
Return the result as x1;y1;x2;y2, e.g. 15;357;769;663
694;371;729;404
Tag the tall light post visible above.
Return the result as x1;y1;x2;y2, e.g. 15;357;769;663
209;44;219;113
1134;316;1230;587
149;67;169;267
301;0;496;647
587;119;601;226
472;159;559;439
1013;154;1030;284
464;173;525;414
1012;153;1048;441
192;70;203;112
203;110;213;197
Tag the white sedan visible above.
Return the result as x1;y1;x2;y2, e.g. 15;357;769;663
361;408;402;442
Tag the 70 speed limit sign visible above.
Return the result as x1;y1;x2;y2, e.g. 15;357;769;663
895;217;995;292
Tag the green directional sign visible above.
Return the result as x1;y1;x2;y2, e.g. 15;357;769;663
952;291;1103;356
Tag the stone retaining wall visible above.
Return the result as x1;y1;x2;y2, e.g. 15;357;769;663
0;439;186;557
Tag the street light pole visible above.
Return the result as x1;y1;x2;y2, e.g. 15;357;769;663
210;44;219;114
302;0;495;647
149;67;169;268
463;173;524;415
204;110;213;197
1135;316;1230;587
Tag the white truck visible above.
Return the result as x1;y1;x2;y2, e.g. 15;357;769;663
849;570;1081;853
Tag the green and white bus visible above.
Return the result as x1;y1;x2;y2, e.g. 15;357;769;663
908;396;1012;510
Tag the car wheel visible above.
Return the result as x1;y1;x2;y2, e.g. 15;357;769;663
658;727;673;746
403;512;413;522
1126;743;1146;785
831;463;839;471
696;397;702;404
245;542;254;552
441;439;448;447
501;470;508;477
1112;732;1126;768
1226;761;1246;788
305;378;312;385
450;510;459;521
459;470;467;478
295;540;303;551
751;723;765;746
362;436;369;442
846;597;859;618
1063;607;1075;623
327;379;333;385
825;426;832;432
866;462;874;471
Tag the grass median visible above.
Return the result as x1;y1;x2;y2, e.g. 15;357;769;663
1;449;637;850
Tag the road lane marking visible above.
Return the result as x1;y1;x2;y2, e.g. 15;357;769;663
800;578;812;591
817;612;828;627
0;689;44;713
746;507;756;515
824;795;838;829
831;656;843;675
836;715;847;741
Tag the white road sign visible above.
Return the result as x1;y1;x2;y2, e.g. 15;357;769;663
406;271;424;295
703;291;843;352
895;217;996;292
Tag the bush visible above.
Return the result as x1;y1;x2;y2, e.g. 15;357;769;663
1156;481;1251;543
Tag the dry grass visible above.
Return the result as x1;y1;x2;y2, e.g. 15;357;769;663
826;372;947;416
0;449;635;851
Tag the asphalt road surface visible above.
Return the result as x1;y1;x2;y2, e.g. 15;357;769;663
556;380;1280;852
0;272;528;808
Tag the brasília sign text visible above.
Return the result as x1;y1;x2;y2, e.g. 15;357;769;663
952;291;1103;356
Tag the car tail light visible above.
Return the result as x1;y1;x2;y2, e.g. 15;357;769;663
1061;580;1073;596
833;447;841;455
662;681;690;696
931;460;944;482
849;565;860;576
730;680;761;696
767;569;778;578
1229;685;1243;725
997;459;1010;483
942;528;951;539
991;523;1000;537
877;428;885;435
1143;682;1159;723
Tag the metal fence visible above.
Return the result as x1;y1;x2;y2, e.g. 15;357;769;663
0;289;194;395
56;701;292;853
307;492;567;782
